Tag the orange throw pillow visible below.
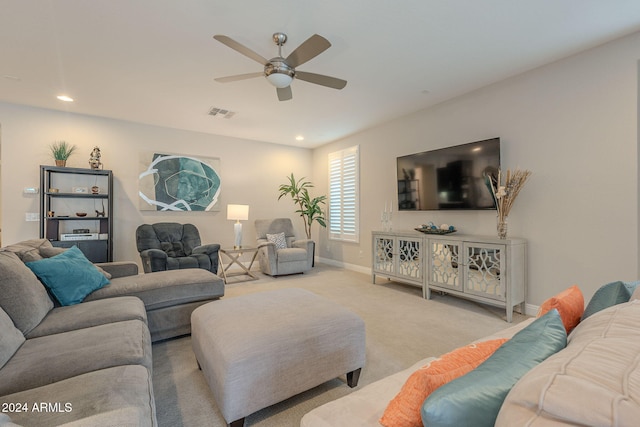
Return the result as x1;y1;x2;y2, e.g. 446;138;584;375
379;338;508;427
537;285;584;334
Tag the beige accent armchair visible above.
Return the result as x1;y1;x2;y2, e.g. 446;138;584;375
254;218;314;276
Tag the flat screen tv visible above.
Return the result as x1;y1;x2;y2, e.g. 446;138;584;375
396;138;500;210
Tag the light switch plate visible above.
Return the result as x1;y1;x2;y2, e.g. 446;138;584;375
23;187;39;194
25;212;39;221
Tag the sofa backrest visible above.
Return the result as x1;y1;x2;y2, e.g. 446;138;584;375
0;250;53;335
0;305;25;369
2;238;53;262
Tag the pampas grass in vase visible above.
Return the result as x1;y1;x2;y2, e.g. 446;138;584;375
489;168;532;239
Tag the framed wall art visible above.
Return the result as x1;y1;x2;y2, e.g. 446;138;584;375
139;152;221;212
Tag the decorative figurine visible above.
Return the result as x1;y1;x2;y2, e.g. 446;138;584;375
89;146;102;170
95;200;106;217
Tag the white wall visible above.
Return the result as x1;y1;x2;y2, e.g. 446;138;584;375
313;31;640;306
2;31;638;307
0;103;312;265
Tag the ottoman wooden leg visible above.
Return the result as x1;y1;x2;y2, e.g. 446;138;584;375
229;418;244;427
347;368;362;388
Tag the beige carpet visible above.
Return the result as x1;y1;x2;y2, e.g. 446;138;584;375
152;264;528;427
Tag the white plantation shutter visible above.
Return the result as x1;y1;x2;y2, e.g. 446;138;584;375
328;145;359;242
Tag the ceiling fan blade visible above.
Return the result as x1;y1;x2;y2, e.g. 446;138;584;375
277;86;292;101
215;72;263;83
285;34;331;68
295;71;347;90
213;35;268;65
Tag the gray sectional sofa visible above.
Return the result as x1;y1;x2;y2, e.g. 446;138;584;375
0;239;225;427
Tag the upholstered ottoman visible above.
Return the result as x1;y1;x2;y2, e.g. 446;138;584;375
191;288;366;427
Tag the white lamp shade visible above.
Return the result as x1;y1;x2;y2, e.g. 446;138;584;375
227;204;249;221
266;73;293;88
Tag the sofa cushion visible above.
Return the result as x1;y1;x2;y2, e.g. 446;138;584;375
26;296;147;339
496;299;640;426
25;246;110;306
1;238;53;262
278;247;309;263
380;338;508;427
537;285;584;334
0;307;25;370
84;268;224;310
38;245;67;258
581;280;639;320
421;309;567;427
0;414;21;426
0;365;156;427
0;319;151;395
0;251;53;335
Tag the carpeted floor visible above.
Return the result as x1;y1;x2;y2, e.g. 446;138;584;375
152;264;528;427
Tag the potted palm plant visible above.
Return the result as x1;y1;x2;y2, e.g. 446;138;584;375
278;174;326;263
49;141;77;167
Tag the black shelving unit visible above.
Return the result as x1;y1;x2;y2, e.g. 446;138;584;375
39;165;113;262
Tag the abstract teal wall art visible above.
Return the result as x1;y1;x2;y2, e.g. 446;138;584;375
139;152;221;211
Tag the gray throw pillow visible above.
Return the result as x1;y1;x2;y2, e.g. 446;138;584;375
0;251;53;334
266;232;287;250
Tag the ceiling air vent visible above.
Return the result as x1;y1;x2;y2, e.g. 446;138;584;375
208;107;236;119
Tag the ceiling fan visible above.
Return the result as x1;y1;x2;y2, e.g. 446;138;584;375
213;32;347;101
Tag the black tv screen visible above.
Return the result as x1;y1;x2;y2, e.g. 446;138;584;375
396;138;500;210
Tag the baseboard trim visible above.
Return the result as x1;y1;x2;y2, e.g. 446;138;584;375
317;257;539;317
316;257;371;275
524;303;539;317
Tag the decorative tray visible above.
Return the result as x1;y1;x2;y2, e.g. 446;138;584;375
414;228;457;235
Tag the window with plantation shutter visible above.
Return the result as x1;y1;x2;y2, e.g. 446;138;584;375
328;145;359;242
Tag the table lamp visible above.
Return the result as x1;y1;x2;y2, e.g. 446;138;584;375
227;204;249;249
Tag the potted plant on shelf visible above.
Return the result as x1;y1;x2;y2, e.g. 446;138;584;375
49;141;77;167
278;174;326;264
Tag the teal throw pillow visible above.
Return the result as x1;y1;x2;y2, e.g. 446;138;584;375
581;280;640;321
26;246;110;306
421;309;567;427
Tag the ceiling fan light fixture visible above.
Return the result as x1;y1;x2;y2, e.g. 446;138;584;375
266;72;293;88
264;59;294;88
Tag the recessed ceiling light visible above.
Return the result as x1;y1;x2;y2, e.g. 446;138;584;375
295;135;304;141
56;95;74;102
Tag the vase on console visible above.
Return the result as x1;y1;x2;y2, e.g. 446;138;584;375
497;217;508;239
488;168;531;239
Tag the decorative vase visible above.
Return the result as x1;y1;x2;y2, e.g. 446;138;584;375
497;217;508;239
55;159;66;167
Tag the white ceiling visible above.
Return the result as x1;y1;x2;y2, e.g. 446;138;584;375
2;1;640;148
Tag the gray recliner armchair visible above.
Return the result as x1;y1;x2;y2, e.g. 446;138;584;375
136;223;220;274
255;218;314;276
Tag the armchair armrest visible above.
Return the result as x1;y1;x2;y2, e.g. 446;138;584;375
139;248;168;273
192;243;221;273
192;243;221;256
256;241;278;275
293;239;315;269
257;241;276;249
293;239;314;251
94;261;139;278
